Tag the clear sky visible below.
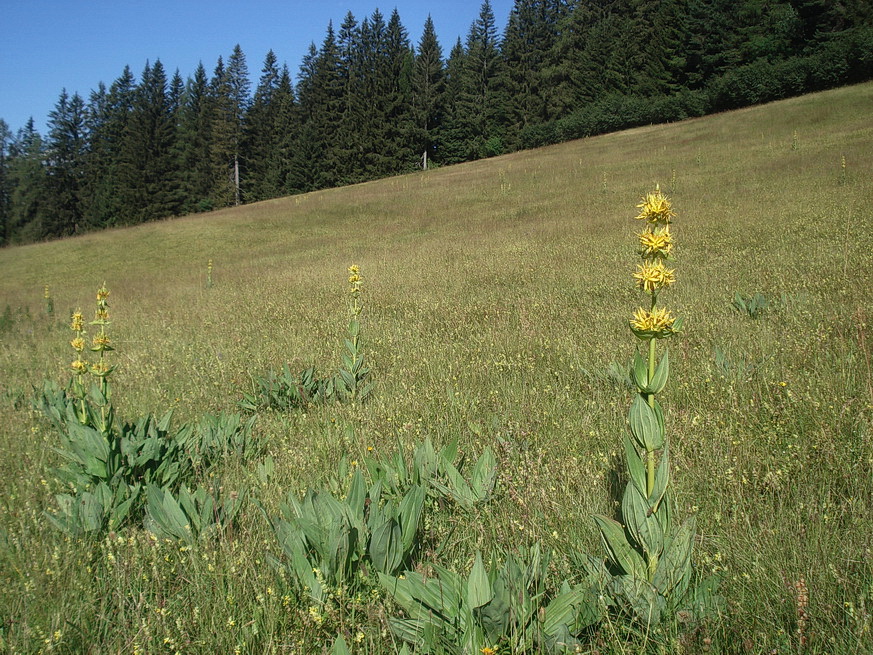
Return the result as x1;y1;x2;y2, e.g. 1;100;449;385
0;0;516;135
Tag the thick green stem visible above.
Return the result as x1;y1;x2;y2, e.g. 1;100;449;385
647;338;657;408
646;336;657;497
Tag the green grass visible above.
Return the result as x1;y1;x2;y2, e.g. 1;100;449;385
1;82;872;653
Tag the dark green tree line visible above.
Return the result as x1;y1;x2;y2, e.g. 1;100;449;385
1;0;871;244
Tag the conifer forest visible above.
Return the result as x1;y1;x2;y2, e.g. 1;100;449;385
1;0;871;245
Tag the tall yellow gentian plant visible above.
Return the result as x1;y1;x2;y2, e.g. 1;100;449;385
592;186;706;625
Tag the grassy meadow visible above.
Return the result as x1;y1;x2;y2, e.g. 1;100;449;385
1;82;872;653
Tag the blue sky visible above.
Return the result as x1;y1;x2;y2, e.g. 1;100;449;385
0;0;515;135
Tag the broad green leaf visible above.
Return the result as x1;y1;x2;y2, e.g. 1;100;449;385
345;470;366;520
653;515;696;597
330;635;351;655
161;489;191;541
628;394;664;451
478;573;510;642
441;458;474;509
543;586;586;636
470;448;497;501
621;482;664;558
467;552;493;608
440;438;459;465
650;349;670;394
615;575;664;625
593;515;647;579
398;485;425;552
79;491;105;533
370;518;402;574
650;442;671;509
632;351;649;392
157;409;174;432
623;434;646;497
381;569;463;621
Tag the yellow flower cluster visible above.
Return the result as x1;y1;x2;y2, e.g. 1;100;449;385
348;264;363;298
635;186;675;225
634;260;675;293
93;283;111;325
91;333;112;350
630;186;679;339
90;361;111;377
70;311;85;333
69;310;88;374
630;307;676;334
638;228;673;258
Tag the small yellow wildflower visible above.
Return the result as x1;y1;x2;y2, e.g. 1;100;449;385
307;605;324;625
638;228;673;258
70;311;84;332
481;647;498;655
635;186;675;225
633;260;675;293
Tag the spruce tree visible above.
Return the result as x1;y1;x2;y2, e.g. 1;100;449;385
357;10;388;178
45;89;87;237
306;23;344;188
629;0;690;96
335;12;365;183
292;43;324;192
226;45;250;204
438;38;471;164
207;56;238;208
381;9;416;174
502;0;569;145
6;119;47;242
412;15;446;167
0;119;12;245
178;62;215;212
118;60;182;223
458;1;507;159
243;50;282;201
81;67;136;228
268;65;298;196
